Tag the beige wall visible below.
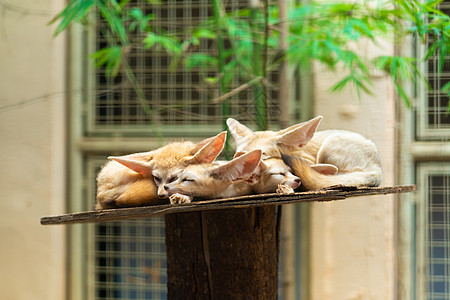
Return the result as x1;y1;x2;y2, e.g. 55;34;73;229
309;65;396;298
0;1;66;299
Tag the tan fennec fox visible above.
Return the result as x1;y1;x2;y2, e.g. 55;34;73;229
95;132;226;209
164;149;262;204
226;116;382;190
254;158;302;194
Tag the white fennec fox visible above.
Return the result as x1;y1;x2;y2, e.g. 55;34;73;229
226;116;382;190
164;149;262;204
95;132;226;209
232;151;301;194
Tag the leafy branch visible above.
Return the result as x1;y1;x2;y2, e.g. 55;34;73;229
50;0;450;115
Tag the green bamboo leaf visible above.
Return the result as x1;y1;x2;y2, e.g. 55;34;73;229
193;28;217;39
92;46;123;77
372;55;420;107
49;0;94;36
184;54;218;69
118;0;134;8
330;75;354;92
441;80;450;94
424;40;440;61
97;1;128;45
394;82;411;108
145;0;162;4
205;77;219;84
143;32;180;55
222;60;238;87
343;19;375;40
129;7;143;19
353;75;373;95
127;8;154;32
438;38;448;73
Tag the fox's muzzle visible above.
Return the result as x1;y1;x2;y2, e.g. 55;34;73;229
158;186;169;199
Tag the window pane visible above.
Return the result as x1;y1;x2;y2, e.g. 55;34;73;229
90;159;167;299
419;1;450;138
426;172;450;300
94;219;167;300
90;0;280;134
426;1;450;130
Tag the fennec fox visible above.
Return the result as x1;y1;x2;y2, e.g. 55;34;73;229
232;151;301;194
164;150;262;204
95;132;226;209
227;116;382;190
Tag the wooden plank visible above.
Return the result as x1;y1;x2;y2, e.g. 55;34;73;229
40;185;415;225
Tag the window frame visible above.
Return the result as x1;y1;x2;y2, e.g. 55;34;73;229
416;163;450;300
415;1;450;140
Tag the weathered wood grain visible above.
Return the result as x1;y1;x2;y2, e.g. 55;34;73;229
40;185;415;225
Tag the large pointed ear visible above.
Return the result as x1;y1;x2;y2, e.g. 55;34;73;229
187;131;227;164
277;116;323;147
109;156;153;177
212;149;262;182
190;136;214;155
233;151;267;181
310;163;338;175
277;121;306;135
226;118;254;141
119;151;154;161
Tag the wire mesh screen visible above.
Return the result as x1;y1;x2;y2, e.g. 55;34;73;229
89;0;280;135
88;158;167;300
419;1;450;139
420;164;450;300
94;219;167;299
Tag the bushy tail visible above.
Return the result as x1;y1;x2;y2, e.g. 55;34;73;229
96;179;162;210
281;154;382;190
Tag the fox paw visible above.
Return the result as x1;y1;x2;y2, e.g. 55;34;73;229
169;193;192;205
276;184;295;195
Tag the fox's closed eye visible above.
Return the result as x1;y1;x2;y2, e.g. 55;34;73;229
153;176;161;183
181;178;195;183
270;172;286;176
168;176;177;183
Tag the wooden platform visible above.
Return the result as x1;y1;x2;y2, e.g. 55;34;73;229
40;185;415;225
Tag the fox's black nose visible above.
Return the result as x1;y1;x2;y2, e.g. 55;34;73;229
164;185;169;191
295;178;301;183
158;194;167;199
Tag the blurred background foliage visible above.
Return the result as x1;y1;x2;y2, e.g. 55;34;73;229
50;0;450;129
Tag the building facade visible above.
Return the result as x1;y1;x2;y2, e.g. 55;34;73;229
0;0;449;299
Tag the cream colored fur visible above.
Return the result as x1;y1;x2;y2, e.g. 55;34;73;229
251;158;301;194
164;150;262;204
227;116;382;190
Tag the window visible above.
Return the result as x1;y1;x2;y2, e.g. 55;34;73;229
416;1;450;139
410;3;450;299
86;159;167;299
417;164;450;300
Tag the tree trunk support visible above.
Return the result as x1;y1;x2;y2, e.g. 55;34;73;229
165;207;280;299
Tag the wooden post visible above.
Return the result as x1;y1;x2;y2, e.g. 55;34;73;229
165;207;280;299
